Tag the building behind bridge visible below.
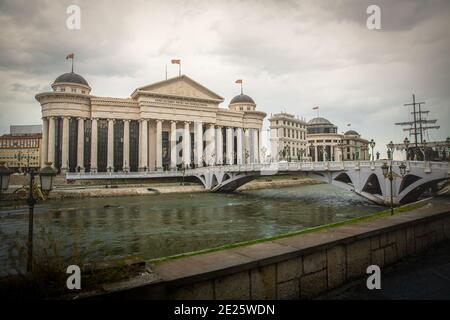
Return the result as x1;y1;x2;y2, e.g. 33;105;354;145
35;69;266;174
269;113;370;161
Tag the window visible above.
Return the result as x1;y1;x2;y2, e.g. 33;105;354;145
60;88;65;92
71;88;76;93
81;90;85;94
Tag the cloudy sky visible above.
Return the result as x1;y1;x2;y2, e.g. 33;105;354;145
0;0;449;157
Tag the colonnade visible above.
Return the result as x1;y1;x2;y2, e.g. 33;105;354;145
41;117;261;173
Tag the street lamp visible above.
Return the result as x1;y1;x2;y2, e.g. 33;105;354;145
0;162;11;200
309;142;314;161
387;141;395;160
445;137;450;161
381;161;407;215
422;140;429;161
369;139;376;161
26;162;57;272
337;142;345;162
403;137;410;160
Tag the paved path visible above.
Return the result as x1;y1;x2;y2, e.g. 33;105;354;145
324;234;450;300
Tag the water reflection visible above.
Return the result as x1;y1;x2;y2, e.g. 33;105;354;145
0;184;382;272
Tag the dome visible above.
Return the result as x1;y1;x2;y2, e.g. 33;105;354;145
230;94;255;105
53;72;89;86
344;130;359;135
307;117;332;125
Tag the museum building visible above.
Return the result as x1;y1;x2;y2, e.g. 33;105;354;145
35;71;266;173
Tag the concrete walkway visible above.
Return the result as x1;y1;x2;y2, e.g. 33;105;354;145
323;239;450;300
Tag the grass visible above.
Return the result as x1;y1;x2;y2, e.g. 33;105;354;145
146;201;427;265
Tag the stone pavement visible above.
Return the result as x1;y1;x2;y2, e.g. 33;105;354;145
323;239;450;300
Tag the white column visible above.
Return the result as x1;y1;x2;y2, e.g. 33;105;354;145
236;127;243;165
216;126;223;165
90;118;98;172
259;129;263;163
41;118;49;168
253;129;259;163
156;120;163;171
330;145;334;161
107;119;114;172
244;129;250;164
139;119;148;171
183;122;191;167
206;124;215;166
195;122;203;167
77;118;85;172
61;117;70;173
123;120;130;172
226;127;233;165
170;120;177;170
314;145;318;162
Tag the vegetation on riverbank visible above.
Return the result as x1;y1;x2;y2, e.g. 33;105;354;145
0;227;143;299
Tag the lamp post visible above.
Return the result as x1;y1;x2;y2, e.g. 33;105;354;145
381;161;407;215
27;162;57;272
0;162;11;201
337;142;345;162
403;137;410;161
445;137;450;161
369;139;376;161
317;145;324;162
387;141;395;160
422;140;428;161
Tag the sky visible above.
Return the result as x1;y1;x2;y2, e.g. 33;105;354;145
0;0;449;157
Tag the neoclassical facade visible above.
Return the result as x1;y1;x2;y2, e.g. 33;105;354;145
306;117;370;161
36;71;266;173
269;112;308;161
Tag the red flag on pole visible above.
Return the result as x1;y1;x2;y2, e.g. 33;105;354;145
66;53;74;72
171;59;181;76
235;79;243;94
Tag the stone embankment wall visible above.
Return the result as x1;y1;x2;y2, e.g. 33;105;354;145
88;203;450;300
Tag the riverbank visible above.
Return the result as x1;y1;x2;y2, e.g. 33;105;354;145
2;176;322;200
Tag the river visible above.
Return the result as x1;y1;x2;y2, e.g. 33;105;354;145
0;184;383;273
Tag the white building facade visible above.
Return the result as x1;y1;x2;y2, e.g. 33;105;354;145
306;117;370;162
269;112;308;161
35;71;266;173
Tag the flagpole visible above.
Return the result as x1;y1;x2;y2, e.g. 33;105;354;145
240;82;243;94
71;57;74;73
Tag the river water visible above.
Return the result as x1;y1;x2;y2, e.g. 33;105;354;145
0;184;383;273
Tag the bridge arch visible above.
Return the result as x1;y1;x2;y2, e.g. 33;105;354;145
362;173;382;195
334;172;354;187
210;174;219;189
399;178;447;204
399;174;421;194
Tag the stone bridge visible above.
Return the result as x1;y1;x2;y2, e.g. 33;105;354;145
66;160;449;206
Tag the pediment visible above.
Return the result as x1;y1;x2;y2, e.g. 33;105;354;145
134;75;224;102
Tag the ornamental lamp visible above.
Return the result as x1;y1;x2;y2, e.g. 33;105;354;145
0;162;11;192
39;162;57;192
381;162;389;178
